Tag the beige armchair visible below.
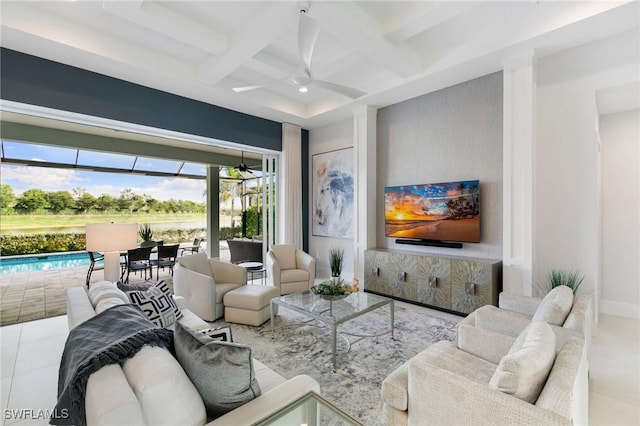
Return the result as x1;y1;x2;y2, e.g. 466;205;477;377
173;253;246;321
266;244;315;295
382;321;588;426
457;286;593;361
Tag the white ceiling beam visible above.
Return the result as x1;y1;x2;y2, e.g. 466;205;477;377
101;1;228;56
1;2;194;80
196;3;297;86
384;2;478;43
310;2;421;79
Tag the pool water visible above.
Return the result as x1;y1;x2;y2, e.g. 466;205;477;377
0;252;99;274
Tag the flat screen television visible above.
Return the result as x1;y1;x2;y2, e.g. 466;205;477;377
384;179;480;243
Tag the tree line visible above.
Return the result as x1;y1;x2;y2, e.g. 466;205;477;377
0;184;205;215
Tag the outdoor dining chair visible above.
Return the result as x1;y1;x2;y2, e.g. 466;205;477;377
124;246;153;283
152;244;179;276
85;251;104;287
180;238;201;256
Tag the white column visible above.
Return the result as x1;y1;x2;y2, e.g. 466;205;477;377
280;123;303;248
206;165;220;259
353;106;377;284
503;52;536;295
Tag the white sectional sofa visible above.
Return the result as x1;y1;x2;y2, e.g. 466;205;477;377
64;283;320;426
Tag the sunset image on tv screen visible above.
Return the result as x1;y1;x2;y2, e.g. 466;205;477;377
384;179;480;243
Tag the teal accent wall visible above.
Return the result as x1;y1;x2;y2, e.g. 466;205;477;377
0;48;282;151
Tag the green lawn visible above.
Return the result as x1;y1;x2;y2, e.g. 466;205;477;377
1;213;208;231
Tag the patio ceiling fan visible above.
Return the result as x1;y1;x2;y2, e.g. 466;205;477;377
232;3;366;99
234;151;260;179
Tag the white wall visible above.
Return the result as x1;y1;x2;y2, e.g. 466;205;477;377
599;109;640;318
308;118;355;279
376;72;504;260
534;29;639;316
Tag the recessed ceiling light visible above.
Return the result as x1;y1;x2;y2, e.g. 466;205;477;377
299;87;308;93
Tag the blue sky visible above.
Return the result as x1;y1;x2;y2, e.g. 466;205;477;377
1;164;207;202
1;141;207;202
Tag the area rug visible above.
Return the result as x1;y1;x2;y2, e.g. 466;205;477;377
210;303;458;426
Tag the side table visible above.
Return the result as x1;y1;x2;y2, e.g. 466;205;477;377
237;261;266;285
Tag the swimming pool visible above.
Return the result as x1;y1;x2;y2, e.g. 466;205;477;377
0;252;98;274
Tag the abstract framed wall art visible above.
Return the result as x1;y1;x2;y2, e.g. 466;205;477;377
312;148;354;238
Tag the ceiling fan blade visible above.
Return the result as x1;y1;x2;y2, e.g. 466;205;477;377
298;13;320;74
313;80;366;99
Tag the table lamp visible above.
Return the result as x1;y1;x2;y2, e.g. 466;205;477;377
86;223;138;283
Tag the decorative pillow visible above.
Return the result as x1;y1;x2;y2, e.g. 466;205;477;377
174;322;261;420
272;244;296;270
126;280;183;328
489;321;556;403
199;326;233;342
532;285;574;326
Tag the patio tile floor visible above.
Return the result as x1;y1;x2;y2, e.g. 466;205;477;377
0;243;228;327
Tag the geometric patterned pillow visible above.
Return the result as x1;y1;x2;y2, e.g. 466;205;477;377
126;280;183;328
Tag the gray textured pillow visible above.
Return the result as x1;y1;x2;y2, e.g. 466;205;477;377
174;322;261;419
489;321;556;403
532;285;574;326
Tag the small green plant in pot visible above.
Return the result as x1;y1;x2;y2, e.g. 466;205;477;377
546;269;584;295
138;223;155;247
329;247;344;279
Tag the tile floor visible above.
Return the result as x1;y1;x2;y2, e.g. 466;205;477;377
1;305;638;425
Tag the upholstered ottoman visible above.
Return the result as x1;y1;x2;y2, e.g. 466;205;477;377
223;285;280;326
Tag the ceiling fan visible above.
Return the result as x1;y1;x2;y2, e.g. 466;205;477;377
234;151;260;179
232;3;366;99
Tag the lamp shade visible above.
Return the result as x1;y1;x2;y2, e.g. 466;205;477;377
86;223;138;253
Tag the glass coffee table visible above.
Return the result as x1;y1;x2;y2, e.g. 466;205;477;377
254;390;363;425
270;290;394;371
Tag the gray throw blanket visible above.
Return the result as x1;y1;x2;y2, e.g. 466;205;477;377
50;304;174;426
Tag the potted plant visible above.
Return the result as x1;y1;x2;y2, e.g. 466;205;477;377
329;247;344;280
138;223;155;247
545;269;584;295
311;278;353;300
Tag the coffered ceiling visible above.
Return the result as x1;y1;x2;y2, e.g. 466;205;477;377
0;1;637;129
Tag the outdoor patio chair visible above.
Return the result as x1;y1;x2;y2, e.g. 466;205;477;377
152;243;179;276
85;251;104;287
124;246;153;283
180;238;201;256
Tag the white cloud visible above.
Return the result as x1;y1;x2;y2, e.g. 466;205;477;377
1;165;206;202
1;165;85;192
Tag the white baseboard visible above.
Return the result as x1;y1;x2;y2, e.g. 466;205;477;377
600;299;640;320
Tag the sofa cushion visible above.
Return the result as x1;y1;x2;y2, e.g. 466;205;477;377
489;321;556;403
280;268;309;284
532;285;574;326
94;297;127;314
271;244;297;270
126;280;183;328
177;252;213;278
122;345;207;426
174;322;261;420
88;281;129;308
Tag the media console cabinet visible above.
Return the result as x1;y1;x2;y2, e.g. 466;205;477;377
364;248;502;315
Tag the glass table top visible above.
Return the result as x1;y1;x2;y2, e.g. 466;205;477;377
272;290;392;322
254;391;363;426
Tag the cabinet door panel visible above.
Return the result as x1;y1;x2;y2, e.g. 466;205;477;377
389;253;417;300
451;260;492;314
417;256;451;309
364;250;389;295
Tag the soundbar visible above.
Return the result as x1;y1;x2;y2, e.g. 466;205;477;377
395;239;463;249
